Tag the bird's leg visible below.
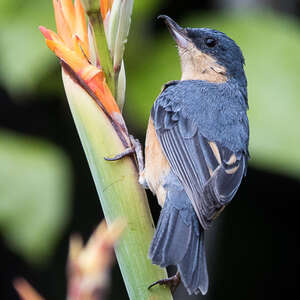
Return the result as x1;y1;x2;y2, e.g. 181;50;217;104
148;272;181;293
130;136;145;178
104;135;145;178
128;137;149;189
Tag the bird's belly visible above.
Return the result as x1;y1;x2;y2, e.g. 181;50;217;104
141;117;170;207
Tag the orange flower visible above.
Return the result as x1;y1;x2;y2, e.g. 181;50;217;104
40;0;120;116
67;219;127;299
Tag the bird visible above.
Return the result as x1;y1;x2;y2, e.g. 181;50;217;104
138;15;250;295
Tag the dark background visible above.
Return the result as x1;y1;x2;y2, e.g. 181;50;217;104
1;0;300;299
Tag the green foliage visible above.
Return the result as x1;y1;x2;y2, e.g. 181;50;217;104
0;1;56;97
0;129;71;264
132;0;160;17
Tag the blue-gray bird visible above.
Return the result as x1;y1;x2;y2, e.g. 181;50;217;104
139;15;249;295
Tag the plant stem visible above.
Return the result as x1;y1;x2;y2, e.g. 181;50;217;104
86;8;116;97
62;69;173;300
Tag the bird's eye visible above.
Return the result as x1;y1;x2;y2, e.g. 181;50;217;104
205;38;217;47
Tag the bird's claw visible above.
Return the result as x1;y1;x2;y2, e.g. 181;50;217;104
104;135;140;161
104;135;146;181
104;147;135;161
148;272;181;293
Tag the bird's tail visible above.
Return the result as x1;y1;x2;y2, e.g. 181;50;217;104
148;176;208;295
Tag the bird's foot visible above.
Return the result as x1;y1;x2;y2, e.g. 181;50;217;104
104;135;141;162
104;135;146;183
148;272;181;293
104;146;135;161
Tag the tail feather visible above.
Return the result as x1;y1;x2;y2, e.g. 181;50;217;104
149;177;209;295
178;232;208;295
149;201;190;266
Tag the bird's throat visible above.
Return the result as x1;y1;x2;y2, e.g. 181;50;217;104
179;46;227;83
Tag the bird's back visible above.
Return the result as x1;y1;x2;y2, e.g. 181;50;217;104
153;80;249;155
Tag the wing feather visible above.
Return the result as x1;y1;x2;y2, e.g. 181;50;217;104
152;101;247;229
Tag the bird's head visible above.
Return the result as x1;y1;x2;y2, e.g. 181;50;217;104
159;15;246;85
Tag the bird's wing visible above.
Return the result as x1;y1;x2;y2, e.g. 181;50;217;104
152;95;248;230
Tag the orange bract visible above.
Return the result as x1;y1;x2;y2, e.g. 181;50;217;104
52;0;89;58
14;278;45;300
100;0;113;20
40;0;120;115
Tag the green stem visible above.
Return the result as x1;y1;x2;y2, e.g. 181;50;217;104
62;70;173;300
86;9;116;97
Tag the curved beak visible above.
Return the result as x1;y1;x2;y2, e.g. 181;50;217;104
158;15;191;48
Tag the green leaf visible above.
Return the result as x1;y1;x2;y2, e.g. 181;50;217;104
112;0;134;71
0;129;71;265
132;0;160;17
107;0;122;55
0;0;56;97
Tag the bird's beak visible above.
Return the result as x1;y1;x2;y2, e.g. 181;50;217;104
158;15;191;48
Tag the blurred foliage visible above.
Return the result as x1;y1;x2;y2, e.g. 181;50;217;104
0;1;57;97
133;0;160;17
0;129;71;265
